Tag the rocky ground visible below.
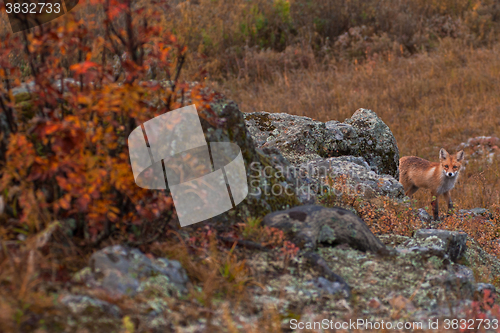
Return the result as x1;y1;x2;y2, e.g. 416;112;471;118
54;208;500;332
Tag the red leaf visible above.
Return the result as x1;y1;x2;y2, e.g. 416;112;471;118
70;61;100;75
76;194;91;212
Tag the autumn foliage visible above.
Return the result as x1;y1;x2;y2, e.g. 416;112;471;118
0;0;213;246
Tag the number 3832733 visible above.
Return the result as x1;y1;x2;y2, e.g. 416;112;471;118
4;0;78;33
5;2;62;14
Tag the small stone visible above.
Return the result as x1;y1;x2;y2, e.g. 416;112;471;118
60;294;122;318
417;208;432;223
475;283;497;301
469;208;491;217
309;277;345;295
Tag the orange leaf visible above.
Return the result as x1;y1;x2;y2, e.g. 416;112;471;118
70;61;100;75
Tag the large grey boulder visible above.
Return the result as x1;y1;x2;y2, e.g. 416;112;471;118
245;112;328;165
199;94;303;219
244;108;400;178
260;204;393;300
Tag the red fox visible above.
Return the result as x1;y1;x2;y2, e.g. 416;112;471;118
399;148;465;220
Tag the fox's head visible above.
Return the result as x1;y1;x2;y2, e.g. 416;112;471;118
439;148;465;178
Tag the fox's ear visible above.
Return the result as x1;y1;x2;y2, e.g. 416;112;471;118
456;150;465;162
439;148;449;160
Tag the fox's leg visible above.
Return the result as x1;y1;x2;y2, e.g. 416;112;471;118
443;191;453;215
431;191;439;220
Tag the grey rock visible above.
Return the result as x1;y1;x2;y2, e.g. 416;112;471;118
89;245;155;280
447;264;475;285
198;95;304;219
423;265;476;299
74;245;189;297
244;112;328;165
398;245;446;260
459;208;492;219
262;205;390;254
344;108;400;178
293;156;404;201
59;294;123;332
470;208;490;216
417;208;432;224
244;108;399;178
100;270;140;296
444;265;476;298
475;283;497;301
463;238;500;291
155;258;190;286
476;282;496;294
302;251;352;298
414;229;467;262
11;80;36;95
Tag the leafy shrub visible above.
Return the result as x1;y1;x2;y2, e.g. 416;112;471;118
0;0;213;246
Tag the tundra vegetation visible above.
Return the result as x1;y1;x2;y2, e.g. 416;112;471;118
2;0;500;332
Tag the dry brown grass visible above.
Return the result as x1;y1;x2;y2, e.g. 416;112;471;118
166;0;500;77
211;37;500;214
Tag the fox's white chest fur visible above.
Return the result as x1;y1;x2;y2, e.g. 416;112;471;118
437;172;459;195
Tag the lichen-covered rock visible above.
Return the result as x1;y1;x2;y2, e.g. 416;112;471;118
463;237;500;284
244;108;400;178
383;232;500;300
302;251;352;298
61;295;122;318
73;245;189;297
475;283;497;301
413;229;467;262
247;238;492;329
59;295;122;332
446;264;475;285
293;156;404;201
417;208;432;223
244;112;327;165
459;207;492;218
343;108;400;178
262;205;390;254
